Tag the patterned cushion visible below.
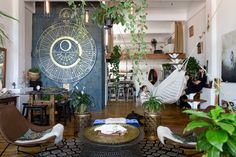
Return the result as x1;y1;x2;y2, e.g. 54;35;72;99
18;128;52;141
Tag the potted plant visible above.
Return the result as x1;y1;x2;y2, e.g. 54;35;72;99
185;57;200;77
184;106;236;157
162;63;173;78
92;0;131;28
70;87;94;136
143;95;163;140
28;67;40;81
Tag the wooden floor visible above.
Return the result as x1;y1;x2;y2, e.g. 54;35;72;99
0;101;191;157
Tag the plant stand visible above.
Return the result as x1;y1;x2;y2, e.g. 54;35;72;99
144;112;161;140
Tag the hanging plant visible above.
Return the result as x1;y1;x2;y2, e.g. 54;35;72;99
67;0;148;85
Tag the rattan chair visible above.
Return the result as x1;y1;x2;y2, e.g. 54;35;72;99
0;104;64;156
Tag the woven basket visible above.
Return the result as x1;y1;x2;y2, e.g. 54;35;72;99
28;71;40;81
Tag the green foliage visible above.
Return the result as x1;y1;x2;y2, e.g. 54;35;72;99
110;45;121;83
29;68;40;73
143;95;163;113
184;106;236;157
0;10;18;46
67;0;148;85
185;57;200;77
92;1;131;28
70;88;94;114
68;0;86;27
162;63;172;71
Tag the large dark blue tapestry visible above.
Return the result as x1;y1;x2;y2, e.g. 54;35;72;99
32;2;105;111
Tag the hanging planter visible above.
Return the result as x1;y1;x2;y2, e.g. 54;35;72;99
104;17;113;29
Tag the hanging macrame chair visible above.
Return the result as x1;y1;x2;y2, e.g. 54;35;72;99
152;57;191;104
153;67;187;104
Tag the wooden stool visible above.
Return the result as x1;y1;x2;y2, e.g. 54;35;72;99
117;86;126;101
126;87;135;101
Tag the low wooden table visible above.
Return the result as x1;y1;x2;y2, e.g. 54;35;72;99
80;124;144;157
28;88;68;126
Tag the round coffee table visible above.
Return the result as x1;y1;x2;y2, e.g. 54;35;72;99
80;124;144;157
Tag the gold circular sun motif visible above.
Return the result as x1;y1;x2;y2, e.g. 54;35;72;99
36;22;96;83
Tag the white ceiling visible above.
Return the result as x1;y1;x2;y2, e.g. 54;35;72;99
24;0;206;47
114;0;206;48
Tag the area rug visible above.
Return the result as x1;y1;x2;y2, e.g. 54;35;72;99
38;138;187;157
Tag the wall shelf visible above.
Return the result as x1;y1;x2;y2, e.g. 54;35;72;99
106;52;186;60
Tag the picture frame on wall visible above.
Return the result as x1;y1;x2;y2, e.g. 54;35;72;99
197;42;203;54
222;29;236;82
189;25;194;37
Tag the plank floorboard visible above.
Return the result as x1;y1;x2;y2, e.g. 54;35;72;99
0;101;198;156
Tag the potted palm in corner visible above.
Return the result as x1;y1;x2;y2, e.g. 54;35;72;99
143;95;163;140
70;87;94;136
184;106;236;157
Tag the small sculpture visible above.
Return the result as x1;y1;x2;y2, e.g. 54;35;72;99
12;82;16;89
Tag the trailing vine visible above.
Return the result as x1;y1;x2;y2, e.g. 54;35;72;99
67;0;148;85
124;0;148;85
68;0;86;28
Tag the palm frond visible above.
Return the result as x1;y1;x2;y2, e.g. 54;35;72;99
0;11;18;21
0;10;18;46
0;27;8;46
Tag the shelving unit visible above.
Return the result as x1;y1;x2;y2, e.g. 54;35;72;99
106;52;186;60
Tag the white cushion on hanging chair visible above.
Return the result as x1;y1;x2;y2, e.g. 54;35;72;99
153;69;187;104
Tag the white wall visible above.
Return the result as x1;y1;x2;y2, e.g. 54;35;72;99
184;0;236;104
0;0;20;88
214;0;236;101
185;5;206;66
0;1;32;89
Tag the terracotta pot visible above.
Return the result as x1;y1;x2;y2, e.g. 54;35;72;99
144;112;161;140
74;112;91;136
28;71;40;81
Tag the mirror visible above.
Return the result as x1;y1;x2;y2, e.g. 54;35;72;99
0;48;6;88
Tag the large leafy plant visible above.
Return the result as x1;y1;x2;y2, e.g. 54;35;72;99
110;45;121;83
143;95;163;113
184;106;236;157
70;88;94;114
